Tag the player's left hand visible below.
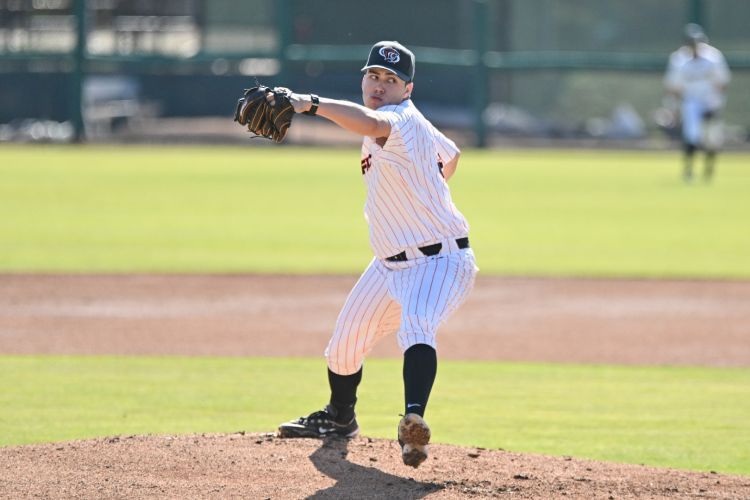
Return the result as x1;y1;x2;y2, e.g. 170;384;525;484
234;85;295;143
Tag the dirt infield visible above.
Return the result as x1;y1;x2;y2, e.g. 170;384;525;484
1;274;749;498
1;274;749;365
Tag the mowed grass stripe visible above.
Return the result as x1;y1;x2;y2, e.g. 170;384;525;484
1;145;749;277
1;355;748;475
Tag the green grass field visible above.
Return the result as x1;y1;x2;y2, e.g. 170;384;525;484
1;356;748;475
1;145;749;475
1;145;749;277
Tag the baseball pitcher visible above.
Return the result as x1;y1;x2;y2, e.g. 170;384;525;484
234;41;478;468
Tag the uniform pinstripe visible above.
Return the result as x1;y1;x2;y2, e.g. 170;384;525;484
326;98;477;376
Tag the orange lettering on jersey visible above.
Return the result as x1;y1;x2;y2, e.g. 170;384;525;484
361;154;372;175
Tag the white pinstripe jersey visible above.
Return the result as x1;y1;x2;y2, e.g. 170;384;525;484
360;99;470;260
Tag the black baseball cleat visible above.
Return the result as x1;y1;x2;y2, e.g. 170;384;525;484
398;413;431;468
278;405;359;438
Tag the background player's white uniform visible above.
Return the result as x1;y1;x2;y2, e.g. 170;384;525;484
325;99;478;375
664;42;731;148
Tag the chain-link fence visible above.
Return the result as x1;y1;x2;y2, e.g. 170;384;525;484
1;0;748;146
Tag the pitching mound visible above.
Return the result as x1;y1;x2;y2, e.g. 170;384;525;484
1;433;748;499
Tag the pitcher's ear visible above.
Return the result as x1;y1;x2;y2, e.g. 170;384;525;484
405;82;414;98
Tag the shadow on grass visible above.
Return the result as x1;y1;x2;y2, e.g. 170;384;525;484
307;436;443;499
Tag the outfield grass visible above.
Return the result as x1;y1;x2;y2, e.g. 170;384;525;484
2;145;748;476
1;356;748;475
1;145;749;277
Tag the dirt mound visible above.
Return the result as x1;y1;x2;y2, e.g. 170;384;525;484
1;433;748;499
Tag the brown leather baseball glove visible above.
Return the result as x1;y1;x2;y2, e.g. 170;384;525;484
233;85;295;143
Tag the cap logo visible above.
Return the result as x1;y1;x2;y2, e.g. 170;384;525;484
379;46;400;64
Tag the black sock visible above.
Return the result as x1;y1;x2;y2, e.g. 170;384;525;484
705;152;716;180
328;367;362;422
403;344;437;417
683;143;696;179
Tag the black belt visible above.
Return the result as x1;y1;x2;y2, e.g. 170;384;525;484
385;237;469;262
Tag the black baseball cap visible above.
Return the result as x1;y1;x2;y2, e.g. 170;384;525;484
361;41;415;83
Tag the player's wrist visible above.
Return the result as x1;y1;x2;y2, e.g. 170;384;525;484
304;94;319;116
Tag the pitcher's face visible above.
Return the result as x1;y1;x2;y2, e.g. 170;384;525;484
361;68;413;110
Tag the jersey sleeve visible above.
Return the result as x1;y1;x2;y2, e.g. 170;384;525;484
375;106;413;157
378;108;405;141
714;51;732;87
430;124;460;164
663;51;683;91
376;104;459;169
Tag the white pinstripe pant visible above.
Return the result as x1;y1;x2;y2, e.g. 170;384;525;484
325;248;478;375
682;98;709;146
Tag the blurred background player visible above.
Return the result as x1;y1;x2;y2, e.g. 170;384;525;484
663;23;731;183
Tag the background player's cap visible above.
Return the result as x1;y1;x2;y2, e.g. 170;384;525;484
684;23;708;43
361;41;415;83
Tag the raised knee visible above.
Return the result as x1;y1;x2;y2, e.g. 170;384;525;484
326;355;362;376
325;340;363;376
